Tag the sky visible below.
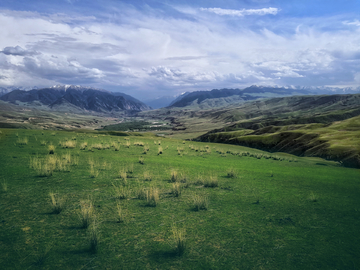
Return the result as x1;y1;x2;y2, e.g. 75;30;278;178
0;0;360;100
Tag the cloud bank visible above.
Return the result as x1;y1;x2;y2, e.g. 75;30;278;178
0;2;359;99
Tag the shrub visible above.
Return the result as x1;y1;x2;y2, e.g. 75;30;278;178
172;226;186;256
49;192;65;214
79;199;94;228
193;195;208;211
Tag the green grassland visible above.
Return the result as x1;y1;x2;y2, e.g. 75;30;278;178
0;128;359;269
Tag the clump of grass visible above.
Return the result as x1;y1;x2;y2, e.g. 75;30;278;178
30;157;54;177
49;192;65;214
91;143;103;150
134;141;144;146
143;171;152;181
17;137;28;145
139;156;144;165
119;170;127;185
143;145;150;154
193;194;209;211
125;141;131;148
40;140;47;146
309;192;318;202
227;168;237;178
135;186;147;200
80;142;88;150
172;226;186;256
146;187;160;207
48;144;55;154
113;183;130;199
89;220;99;254
126;164;134;175
2;180;7;192
203;176;218;188
79;199;94;228
61;140;76;148
116;203;127;223
158;146;163;155
170;169;178;182
114;144;120;151
90;165;99;178
171;182;182;197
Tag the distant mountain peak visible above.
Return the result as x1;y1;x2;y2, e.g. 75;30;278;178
0;85;150;113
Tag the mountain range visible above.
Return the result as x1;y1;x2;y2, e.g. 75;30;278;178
0;85;151;113
168;85;360;108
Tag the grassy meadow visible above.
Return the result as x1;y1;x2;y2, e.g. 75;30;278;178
0;128;359;269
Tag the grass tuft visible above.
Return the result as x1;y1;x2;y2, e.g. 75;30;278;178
113;183;130;199
227;168;237;178
146;187;160;207
49;192;65;214
89;219;99;254
203;176;218;188
79;199;94;229
309;192;318;202
116;203;127;223
171;182;182;197
193;194;209;211
170;169;178;182
2;180;7;192
172;226;186;256
48;144;55;154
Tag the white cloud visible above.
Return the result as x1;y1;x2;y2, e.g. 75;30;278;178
200;7;279;16
0;4;359;99
343;20;360;27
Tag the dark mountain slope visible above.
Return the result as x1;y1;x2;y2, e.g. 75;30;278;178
169;86;313;108
0;86;150;113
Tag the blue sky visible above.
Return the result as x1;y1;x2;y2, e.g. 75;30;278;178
0;0;359;100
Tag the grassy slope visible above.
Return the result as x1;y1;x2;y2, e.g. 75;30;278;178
0;128;359;269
